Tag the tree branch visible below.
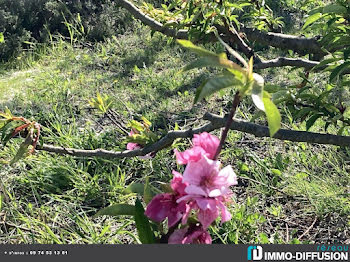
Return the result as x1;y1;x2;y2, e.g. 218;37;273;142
38;122;215;159
116;0;324;56
37;112;350;159
204;113;350;147
116;0;188;39
240;28;325;57
254;57;320;70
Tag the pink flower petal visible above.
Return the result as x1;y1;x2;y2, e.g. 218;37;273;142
215;165;237;186
218;201;232;223
193;132;220;159
171;171;187;196
174;146;206;165
145;193;185;227
197;207;219;229
127;142;140;151
183;156;220;186
168;226;212;244
184;185;207;196
168;228;188;244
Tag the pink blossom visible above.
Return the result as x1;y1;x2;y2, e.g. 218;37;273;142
145;193;186;227
145;172;189;227
174;132;219;165
192;132;220;159
182;156;237;198
173;156;235;229
168;225;212;244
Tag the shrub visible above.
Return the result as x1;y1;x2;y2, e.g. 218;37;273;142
0;0;134;62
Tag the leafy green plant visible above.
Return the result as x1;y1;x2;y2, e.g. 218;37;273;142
88;93;114;114
226;197;266;244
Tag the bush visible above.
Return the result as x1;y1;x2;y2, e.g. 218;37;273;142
0;0;134;62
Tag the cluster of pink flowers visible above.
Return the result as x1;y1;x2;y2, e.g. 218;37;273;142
145;132;237;244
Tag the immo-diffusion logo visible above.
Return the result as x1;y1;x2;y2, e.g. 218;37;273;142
247;246;263;261
247;245;348;261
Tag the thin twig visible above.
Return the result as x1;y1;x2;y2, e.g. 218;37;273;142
1;221;34;233
214;92;241;160
298;216;317;240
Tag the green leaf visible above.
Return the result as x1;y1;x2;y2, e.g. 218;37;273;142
141;117;151;128
182;54;244;73
129;120;144;132
259;233;270;244
0;119;10;130
178;40;244;73
251;73;265;111
95;204;135;217
144;177;154;204
10;134;32;166
123;183;144;195
194;74;242;103
306;114;322;131
309;6;324;15
302;13;324;29
337;126;345;136
295;107;313;120
263;93;281;137
1;120;23;146
329;62;350;82
323;4;347;14
134;199;156;244
311;58;340;71
177;39;217;57
0;32;4;43
0;110;12;120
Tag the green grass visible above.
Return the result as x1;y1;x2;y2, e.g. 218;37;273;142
0;22;349;244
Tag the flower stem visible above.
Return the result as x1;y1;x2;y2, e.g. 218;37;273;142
214;91;241;160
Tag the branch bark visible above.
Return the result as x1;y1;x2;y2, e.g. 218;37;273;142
254;57;320;70
240;28;325;57
37;112;350;159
